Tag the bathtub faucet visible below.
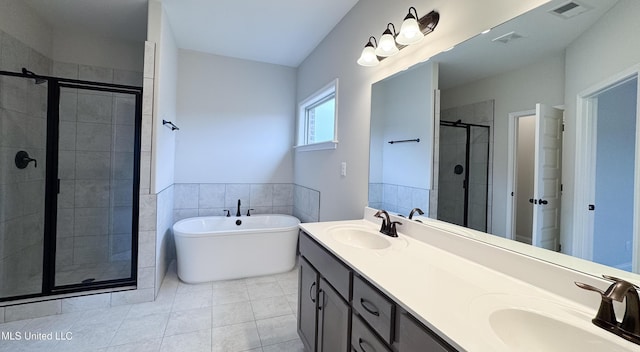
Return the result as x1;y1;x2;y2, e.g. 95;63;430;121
236;199;241;217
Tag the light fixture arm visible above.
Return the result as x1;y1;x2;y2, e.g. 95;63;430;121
385;23;397;37
407;6;419;21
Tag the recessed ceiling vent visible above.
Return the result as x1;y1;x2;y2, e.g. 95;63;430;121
549;1;592;19
492;31;524;44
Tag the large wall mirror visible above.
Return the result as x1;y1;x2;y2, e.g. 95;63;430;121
369;0;640;279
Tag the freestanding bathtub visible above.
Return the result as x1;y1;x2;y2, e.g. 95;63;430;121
172;214;300;283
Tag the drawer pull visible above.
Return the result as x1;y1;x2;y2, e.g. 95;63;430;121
360;298;380;316
309;282;316;303
358;337;377;352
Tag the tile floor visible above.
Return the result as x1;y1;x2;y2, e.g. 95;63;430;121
0;263;304;352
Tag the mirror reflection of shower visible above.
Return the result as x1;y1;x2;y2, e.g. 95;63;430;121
438;100;494;232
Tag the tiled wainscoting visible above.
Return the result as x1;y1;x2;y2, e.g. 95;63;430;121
0;263;304;352
173;183;320;223
368;182;430;217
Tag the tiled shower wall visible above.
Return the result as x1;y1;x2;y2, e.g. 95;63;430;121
173;183;320;223
0;29;51;297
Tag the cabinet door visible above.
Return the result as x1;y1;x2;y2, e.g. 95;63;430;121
298;257;319;352
317;278;350;352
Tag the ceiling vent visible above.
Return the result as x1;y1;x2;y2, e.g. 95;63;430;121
492;31;524;44
549;1;592;19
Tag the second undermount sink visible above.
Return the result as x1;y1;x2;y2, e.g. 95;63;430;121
329;226;392;249
470;294;637;351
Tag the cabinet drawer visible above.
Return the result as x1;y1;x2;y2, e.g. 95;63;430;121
299;232;351;301
397;313;456;352
351;313;391;352
352;275;394;344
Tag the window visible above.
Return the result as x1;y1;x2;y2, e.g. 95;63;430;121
296;79;338;151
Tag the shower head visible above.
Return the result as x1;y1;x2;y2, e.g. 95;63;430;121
21;67;47;85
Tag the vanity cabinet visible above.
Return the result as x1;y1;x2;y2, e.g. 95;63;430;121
298;231;457;352
298;232;352;352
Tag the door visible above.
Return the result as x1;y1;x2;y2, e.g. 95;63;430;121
531;104;563;250
317;278;350;352
298;257;318;352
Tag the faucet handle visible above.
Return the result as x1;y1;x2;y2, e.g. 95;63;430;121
388;221;402;237
575;282;618;329
223;209;230;217
603;275;640;289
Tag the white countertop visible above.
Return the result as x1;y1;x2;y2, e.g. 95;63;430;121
299;216;637;351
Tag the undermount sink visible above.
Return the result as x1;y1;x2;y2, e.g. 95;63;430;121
470;294;637;351
329;226;392;249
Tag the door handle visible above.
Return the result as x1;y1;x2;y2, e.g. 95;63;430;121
309;282;316;303
317;289;324;311
529;198;538;204
539;199;548;205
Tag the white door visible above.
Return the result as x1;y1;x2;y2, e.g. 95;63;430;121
531;104;563;250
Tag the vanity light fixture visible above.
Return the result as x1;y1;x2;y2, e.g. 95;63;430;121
357;8;439;67
357;36;380;67
396;7;424;45
375;23;399;57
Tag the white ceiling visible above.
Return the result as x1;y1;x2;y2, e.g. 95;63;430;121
23;0;359;68
436;0;619;90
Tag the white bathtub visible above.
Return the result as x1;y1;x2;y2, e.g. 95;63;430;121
172;214;300;283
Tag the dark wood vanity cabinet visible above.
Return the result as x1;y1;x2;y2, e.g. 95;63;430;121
298;232;351;352
298;231;457;352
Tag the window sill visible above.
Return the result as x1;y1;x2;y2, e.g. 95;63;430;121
294;141;338;152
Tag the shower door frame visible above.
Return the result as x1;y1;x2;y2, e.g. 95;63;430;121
439;120;491;231
0;69;142;302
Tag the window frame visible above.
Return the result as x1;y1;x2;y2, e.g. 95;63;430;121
295;79;339;152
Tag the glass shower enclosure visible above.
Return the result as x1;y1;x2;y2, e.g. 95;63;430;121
438;120;490;232
0;69;141;301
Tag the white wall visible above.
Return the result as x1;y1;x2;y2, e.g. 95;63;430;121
562;0;640;253
148;0;178;193
294;0;549;221
593;79;636;268
0;0;52;58
52;29;144;72
372;62;435;189
441;52;565;235
174;50;296;184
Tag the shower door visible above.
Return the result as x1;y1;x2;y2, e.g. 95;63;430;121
52;82;141;291
0;68;141;301
438;120;490;232
0;73;48;299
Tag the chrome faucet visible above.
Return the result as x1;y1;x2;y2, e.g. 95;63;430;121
576;275;640;345
236;199;241;217
408;208;424;219
374;210;401;237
